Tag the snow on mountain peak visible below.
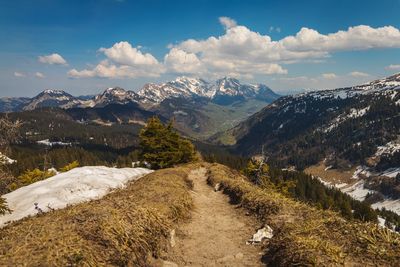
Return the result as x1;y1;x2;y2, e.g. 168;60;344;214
42;89;69;95
136;77;277;103
91;87;141;107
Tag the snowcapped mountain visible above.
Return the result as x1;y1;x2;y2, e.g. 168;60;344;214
138;76;279;104
220;73;400;150
22;89;83;111
211;73;400;215
0;76;280;112
138;77;212;104
90;87;143;107
354;72;400;91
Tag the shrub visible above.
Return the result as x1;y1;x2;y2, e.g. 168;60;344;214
139;117;196;169
59;160;80;172
17;168;56;187
0;197;11;215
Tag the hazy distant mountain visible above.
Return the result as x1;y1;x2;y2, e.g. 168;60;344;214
0;77;280;138
0;76;280;112
21;90;83;111
0;97;30;113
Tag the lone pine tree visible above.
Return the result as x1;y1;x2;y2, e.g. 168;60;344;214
139;117;196;169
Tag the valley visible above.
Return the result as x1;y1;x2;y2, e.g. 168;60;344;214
1;73;400;265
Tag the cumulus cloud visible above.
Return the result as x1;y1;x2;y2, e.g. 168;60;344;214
68;60;163;79
219;16;237;30
164;48;205;74
281;25;400;52
38;53;67;65
35;72;45;78
349;71;369;77
69;43;164;79
98;41;159;66
68;17;400;79
385;64;400;70
322;73;337;79
14;71;26;77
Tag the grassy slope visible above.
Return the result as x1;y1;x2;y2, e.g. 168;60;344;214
207;163;400;266
1;162;399;266
0;164;196;266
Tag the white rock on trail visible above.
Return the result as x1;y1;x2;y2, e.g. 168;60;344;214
248;225;274;244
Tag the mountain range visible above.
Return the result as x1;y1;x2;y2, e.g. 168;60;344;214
0;77;280;139
0;77;279;112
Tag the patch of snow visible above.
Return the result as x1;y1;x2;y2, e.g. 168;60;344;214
334;183;348;189
324;165;333;171
378;216;386;227
352;165;371;179
0;152;16;165
372;199;400;215
380;168;400;178
0;166;153;227
173;110;188;116
341;180;374;201
37;139;72;146
375;141;400;157
323;106;370;133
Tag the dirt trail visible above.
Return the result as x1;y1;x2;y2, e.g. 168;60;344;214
166;167;264;267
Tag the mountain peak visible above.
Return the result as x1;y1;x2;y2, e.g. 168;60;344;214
41;89;69;95
92;87;140;107
102;87;129;95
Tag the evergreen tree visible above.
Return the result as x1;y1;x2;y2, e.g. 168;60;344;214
0;197;11;215
139;117;196;169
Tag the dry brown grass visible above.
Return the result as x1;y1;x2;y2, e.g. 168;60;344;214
304;161;356;185
207;163;400;266
0;164;196;266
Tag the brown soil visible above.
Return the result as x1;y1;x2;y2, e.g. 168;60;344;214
166;167;264;267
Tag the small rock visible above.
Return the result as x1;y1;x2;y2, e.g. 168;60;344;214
214;183;221;192
169;229;176;247
248;225;273;244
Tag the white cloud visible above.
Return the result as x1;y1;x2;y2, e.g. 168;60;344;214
14;71;25;77
98;41;159;66
321;73;337;79
349;71;369;77
164;48;204;74
68;18;400;80
281;25;400;52
68;59;163;79
35;72;45;78
385;64;400;70
38;53;67;65
219;17;237;30
69;42;164;79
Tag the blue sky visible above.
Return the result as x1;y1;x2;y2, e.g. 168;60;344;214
1;0;400;97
